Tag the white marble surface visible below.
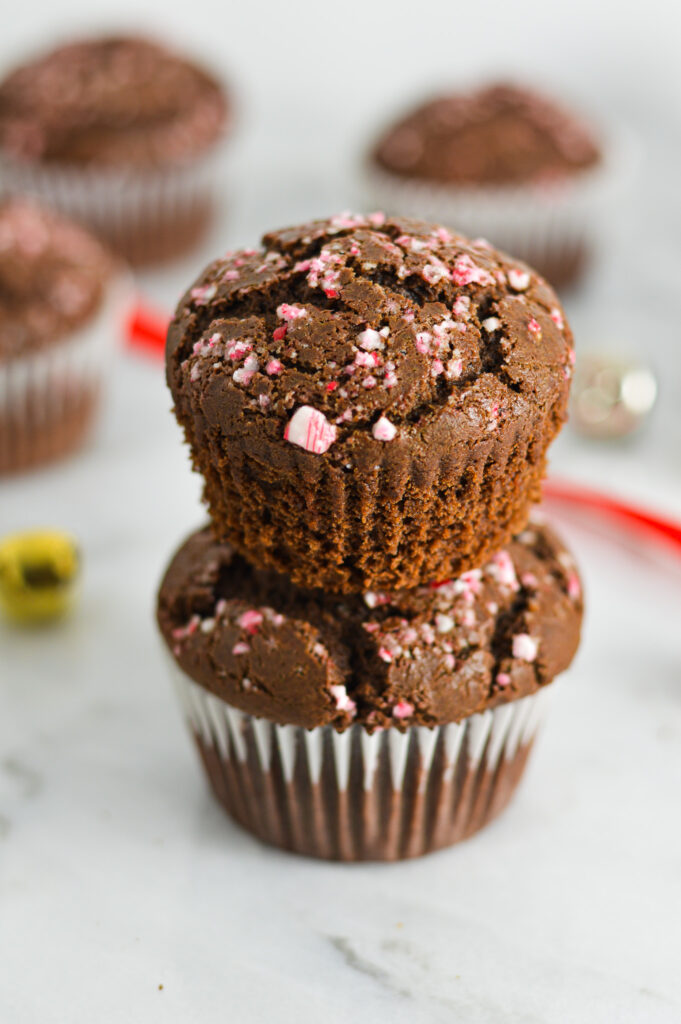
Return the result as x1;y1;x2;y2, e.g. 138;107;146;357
3;2;681;1019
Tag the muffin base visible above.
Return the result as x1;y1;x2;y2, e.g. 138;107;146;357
0;278;127;475
173;666;548;861
0;386;97;474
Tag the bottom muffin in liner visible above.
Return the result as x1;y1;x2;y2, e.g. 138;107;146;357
0;279;129;474
157;520;583;861
172;662;548;861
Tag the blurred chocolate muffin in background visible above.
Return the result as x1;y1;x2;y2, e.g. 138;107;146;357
0;35;231;265
366;83;615;289
0;198;128;473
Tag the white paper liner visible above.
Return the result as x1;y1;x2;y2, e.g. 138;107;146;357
362;132;632;286
0;141;228;264
0;276;131;473
169;660;550;860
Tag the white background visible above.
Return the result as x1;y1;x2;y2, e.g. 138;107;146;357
2;2;681;1021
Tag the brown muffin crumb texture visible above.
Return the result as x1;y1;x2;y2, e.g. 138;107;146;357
157;518;583;732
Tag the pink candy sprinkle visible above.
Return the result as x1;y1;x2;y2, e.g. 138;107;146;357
508;269;531;292
392;700;414;720
496;672;512;687
284;406;337;454
190;283;217;305
277;303;308;322
451;255;493;287
512;634;538;662
232;641;250;656
568;573;581;599
550;307;565;329
415;331;431;354
329;684;357;714
488;551;519;591
227;340;253;361
372;415;397;441
233;355;259;386
238;610;263;634
528;318;543;339
266;359;283;376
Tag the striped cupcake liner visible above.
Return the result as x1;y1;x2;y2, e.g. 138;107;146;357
0;141;229;266
170;662;550;861
0;278;130;474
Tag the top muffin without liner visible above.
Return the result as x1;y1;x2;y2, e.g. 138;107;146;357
166;213;574;593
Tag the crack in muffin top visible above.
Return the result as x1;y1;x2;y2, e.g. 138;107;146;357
0;35;228;166
168;213;574;456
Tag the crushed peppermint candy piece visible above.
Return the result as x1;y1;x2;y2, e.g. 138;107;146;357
277;303;308;321
512;634;538;662
372;416;397;441
266;359;283;376
550;307;565;329
482;317;501;332
496;672;512;687
232;641;250;655
238;609;263;634
190;283;217;305
233;354;259;386
329;684;357;714
358;328;384;351
435;613;455;633
284;406;337;454
508;269;530;291
392;700;414;720
528;317;542;339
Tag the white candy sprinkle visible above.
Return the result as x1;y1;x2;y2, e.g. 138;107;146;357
512;634;538;662
372;415;397;441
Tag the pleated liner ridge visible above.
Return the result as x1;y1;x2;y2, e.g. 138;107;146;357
172;664;549;862
196;402;555;593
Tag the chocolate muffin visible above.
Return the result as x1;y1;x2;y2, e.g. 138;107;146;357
367;83;607;288
167;214;574;593
158;518;583;860
0;198;123;473
0;35;230;264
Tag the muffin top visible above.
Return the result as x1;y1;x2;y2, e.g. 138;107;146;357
372;83;601;186
158;518;582;732
0;199;114;359
167;213;573;466
0;35;228;167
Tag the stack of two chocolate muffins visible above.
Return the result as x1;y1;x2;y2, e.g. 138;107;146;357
157;213;583;861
